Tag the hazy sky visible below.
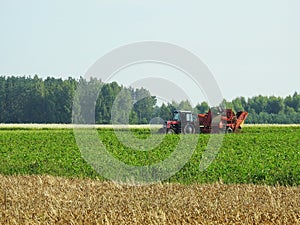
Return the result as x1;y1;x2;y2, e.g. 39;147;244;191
0;0;299;102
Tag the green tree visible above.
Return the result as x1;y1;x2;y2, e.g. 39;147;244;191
232;97;244;112
250;95;268;114
111;88;132;124
24;75;46;123
289;92;300;112
195;101;209;114
266;96;284;114
0;77;5;122
159;103;171;121
132;88;157;124
96;81;120;124
178;100;193;111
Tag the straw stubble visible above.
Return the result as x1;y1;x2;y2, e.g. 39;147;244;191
0;175;299;224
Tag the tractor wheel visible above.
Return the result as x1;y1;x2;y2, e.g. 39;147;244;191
183;124;195;134
167;129;175;134
226;127;233;133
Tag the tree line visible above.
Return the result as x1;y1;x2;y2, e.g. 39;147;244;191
0;75;299;124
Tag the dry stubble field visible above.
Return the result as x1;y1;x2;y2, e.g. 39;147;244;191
0;174;299;225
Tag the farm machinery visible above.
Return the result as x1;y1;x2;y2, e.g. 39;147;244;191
159;109;248;134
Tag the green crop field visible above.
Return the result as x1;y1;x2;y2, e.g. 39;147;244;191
0;126;299;186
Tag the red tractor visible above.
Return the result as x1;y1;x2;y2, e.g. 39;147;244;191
160;109;248;134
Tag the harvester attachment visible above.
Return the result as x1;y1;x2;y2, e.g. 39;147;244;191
222;109;248;133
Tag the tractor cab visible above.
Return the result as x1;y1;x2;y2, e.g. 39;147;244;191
171;110;193;122
165;110;199;134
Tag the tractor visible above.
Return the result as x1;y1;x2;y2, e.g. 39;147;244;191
160;109;248;134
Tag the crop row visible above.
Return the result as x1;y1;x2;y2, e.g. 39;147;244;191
0;126;299;185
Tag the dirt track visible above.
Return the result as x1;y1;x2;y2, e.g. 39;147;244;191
0;175;299;225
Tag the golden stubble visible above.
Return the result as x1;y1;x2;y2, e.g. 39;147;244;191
0;175;299;225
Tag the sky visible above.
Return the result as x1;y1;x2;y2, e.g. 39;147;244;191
0;0;299;104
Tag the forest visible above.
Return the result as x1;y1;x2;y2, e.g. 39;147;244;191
0;75;299;124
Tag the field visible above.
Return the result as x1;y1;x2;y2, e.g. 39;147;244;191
0;126;299;224
1;175;299;224
0;126;299;185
